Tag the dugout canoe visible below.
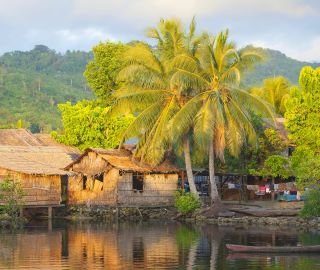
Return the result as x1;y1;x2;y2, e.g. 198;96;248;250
226;244;320;253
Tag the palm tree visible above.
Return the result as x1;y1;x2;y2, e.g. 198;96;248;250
171;30;275;206
250;76;291;115
109;18;205;196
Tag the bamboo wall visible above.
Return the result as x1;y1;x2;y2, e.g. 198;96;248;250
0;168;61;206
68;170;178;206
118;173;178;206
68;169;119;206
67;151;178;206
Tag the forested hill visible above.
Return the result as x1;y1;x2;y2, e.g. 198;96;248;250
0;45;318;132
0;45;94;132
242;47;320;86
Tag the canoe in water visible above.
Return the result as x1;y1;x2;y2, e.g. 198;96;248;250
226;244;320;253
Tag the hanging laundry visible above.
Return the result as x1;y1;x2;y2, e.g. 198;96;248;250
259;186;266;193
234;183;241;189
266;185;271;194
228;183;236;189
255;186;266;196
286;182;295;189
278;183;286;192
269;184;274;192
247;185;259;191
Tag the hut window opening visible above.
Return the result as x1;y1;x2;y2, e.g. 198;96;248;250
132;173;144;192
82;175;87;190
94;173;104;183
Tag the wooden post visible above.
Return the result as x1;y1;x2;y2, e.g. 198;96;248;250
181;171;185;190
19;206;23;218
271;177;275;201
48;206;53;219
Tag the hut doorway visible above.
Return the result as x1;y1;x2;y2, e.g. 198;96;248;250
61;175;68;204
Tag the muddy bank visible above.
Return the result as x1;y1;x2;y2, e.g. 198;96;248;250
56;205;178;221
53;205;320;229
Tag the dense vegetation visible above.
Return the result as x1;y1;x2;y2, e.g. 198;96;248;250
52;100;134;151
0;45;93;132
0;44;318;132
285;66;320;188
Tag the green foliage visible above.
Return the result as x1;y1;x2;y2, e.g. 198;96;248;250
290;146;320;188
285;67;320;187
84;42;127;103
53;100;134;151
300;189;320;218
285;67;320;149
0;45;93;131
264;128;288;152
250;155;290;178
174;189;200;215
175;226;200;248
0;178;24;220
250;76;291;115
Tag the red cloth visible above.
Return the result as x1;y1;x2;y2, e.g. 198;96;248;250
259;186;266;193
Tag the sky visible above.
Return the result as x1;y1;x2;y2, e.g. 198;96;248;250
0;0;319;62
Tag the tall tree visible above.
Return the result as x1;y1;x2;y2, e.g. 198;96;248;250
171;30;274;206
285;66;320;187
84;42;127;104
250;76;291;115
110;18;204;196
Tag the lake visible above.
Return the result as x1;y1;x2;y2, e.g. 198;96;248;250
0;220;319;269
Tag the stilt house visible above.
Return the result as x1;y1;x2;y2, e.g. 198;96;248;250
65;148;180;206
0;129;80;207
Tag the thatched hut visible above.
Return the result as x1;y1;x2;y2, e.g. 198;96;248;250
65;148;180;206
0;129;44;146
0;146;78;207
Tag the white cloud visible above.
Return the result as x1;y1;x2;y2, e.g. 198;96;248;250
71;0;317;21
55;27;116;43
0;0;319;61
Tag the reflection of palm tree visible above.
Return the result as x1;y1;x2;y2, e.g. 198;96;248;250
175;225;200;268
187;239;198;270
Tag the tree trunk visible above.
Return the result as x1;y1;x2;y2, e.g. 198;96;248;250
183;137;198;198
209;140;221;205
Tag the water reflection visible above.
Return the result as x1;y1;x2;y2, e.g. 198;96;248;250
0;221;319;269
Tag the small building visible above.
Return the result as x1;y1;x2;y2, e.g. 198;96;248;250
65;148;180;206
0;146;78;207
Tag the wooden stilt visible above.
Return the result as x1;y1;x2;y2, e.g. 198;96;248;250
48;206;53;219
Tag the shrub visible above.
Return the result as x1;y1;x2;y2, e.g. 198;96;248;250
0;178;24;220
174;189;200;215
300;189;320;218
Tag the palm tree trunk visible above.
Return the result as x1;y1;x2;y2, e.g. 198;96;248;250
209;140;221;205
183;137;198;198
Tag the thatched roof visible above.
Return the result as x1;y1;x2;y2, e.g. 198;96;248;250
264;118;291;143
66;148;180;173
33;133;81;154
0;146;79;175
0;129;44;146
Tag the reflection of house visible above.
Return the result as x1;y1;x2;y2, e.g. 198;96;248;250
0;129;79;209
65;148;180;206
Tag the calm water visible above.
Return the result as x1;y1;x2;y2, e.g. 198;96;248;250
0;220;320;269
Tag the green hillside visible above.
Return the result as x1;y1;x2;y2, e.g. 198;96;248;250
0;45;318;132
242;47;320;87
0;45;94;132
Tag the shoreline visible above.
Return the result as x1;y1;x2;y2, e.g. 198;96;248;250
52;205;320;229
